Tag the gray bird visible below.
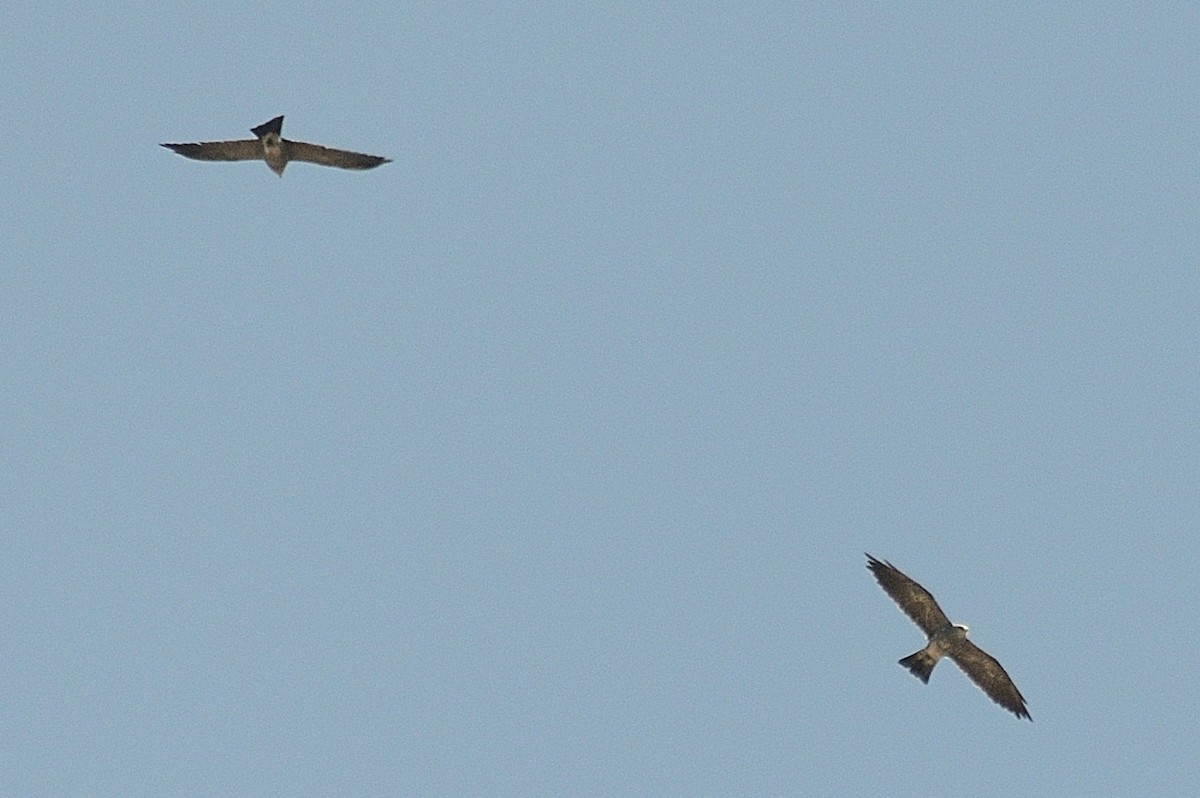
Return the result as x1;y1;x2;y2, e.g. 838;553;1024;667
162;116;391;176
866;554;1031;720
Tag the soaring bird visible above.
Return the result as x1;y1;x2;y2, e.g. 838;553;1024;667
866;553;1031;720
162;116;391;176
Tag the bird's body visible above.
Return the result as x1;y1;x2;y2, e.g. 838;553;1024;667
162;116;390;176
866;553;1031;720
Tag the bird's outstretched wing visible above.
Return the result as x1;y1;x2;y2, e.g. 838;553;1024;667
947;638;1031;720
286;140;391;170
160;140;262;162
866;553;952;636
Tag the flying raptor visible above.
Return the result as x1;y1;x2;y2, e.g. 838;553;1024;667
161;116;391;176
866;553;1031;720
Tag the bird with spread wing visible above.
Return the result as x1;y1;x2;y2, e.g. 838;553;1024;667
162;116;391;177
866;553;1031;720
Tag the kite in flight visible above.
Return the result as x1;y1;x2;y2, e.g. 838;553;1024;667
162;116;391;176
866;553;1031;720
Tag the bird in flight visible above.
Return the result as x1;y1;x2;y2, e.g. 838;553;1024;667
161;116;391;176
866;553;1031;720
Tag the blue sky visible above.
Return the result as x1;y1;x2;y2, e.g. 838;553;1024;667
3;3;1198;795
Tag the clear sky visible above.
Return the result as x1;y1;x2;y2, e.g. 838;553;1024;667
3;3;1198;795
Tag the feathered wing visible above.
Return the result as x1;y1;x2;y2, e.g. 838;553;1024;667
947;639;1031;720
285;140;391;170
865;554;952;636
160;139;262;162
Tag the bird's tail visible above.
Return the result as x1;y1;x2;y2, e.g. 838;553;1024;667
899;650;937;683
251;115;285;140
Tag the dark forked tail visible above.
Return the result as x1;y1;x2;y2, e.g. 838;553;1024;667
899;650;937;683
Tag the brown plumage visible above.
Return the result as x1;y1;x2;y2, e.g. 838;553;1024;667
162;115;391;176
866;553;1031;720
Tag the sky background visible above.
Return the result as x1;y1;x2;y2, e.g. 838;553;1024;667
2;3;1198;796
